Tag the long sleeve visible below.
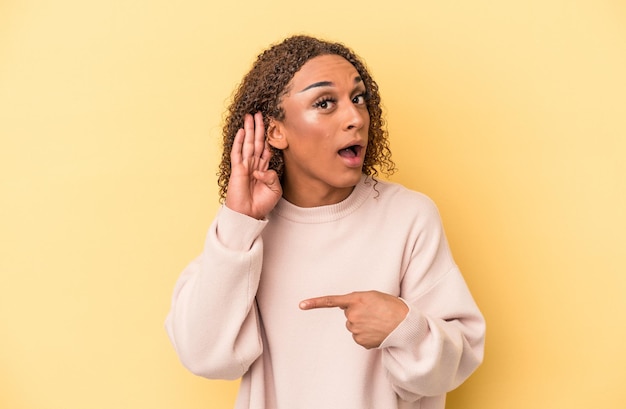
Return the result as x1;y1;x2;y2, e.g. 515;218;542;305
165;205;268;380
379;199;486;401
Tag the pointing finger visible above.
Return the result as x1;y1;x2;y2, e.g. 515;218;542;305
299;294;353;310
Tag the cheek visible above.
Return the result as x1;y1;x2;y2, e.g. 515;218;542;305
283;101;317;129
300;110;325;129
291;111;332;139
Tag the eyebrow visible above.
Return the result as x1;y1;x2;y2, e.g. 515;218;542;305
298;76;363;93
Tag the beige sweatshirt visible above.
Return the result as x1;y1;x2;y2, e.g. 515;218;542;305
166;176;485;409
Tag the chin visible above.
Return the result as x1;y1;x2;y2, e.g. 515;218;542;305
334;169;364;187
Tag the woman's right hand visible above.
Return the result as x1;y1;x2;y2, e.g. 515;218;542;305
225;112;282;220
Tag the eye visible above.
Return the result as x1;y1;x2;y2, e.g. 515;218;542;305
352;92;368;105
313;97;336;110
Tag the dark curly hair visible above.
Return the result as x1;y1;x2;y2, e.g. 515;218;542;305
218;35;395;201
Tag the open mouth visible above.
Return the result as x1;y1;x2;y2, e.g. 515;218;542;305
338;145;362;159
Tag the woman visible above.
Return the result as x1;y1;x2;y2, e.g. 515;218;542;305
166;35;485;409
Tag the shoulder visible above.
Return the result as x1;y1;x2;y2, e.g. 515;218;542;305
365;177;439;215
361;177;446;236
361;178;449;248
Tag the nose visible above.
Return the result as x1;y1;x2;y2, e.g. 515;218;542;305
344;102;368;131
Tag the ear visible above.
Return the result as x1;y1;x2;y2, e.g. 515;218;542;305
267;118;288;150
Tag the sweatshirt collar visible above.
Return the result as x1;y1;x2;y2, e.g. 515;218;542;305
271;175;374;224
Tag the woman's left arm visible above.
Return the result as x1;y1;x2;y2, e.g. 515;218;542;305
379;266;485;401
300;273;484;401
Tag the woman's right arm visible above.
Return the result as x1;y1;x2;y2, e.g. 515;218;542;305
165;206;268;380
165;112;281;379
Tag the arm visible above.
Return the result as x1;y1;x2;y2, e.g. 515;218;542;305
165;112;282;379
300;280;483;400
165;207;267;379
379;202;485;400
380;267;485;400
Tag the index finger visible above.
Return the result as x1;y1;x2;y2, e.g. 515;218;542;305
299;294;353;310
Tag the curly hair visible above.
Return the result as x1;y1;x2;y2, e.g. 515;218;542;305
217;35;395;202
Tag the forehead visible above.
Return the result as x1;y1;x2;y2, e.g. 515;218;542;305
289;54;361;89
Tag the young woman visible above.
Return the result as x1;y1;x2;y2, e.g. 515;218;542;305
166;35;485;409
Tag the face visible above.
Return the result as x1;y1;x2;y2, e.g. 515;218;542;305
268;54;370;207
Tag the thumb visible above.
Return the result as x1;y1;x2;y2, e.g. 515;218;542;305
254;169;281;190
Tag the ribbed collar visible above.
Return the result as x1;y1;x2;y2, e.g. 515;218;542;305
270;175;374;224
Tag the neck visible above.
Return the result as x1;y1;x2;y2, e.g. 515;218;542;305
281;178;356;208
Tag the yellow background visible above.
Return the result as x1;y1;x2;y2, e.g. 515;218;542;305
1;0;625;408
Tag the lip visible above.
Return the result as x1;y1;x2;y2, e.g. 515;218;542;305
337;141;366;168
338;139;366;151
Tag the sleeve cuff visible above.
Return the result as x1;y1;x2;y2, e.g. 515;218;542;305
379;298;429;349
212;205;268;251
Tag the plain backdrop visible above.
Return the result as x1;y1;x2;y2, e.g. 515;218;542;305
1;0;625;408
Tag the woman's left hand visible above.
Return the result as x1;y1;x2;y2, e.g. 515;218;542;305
299;291;409;349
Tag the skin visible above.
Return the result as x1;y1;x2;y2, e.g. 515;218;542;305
224;55;408;349
225;111;282;220
267;54;370;207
